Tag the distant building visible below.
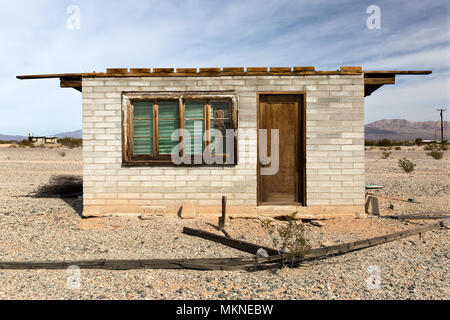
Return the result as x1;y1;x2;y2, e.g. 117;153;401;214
28;134;57;144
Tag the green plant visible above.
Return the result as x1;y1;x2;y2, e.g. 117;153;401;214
424;142;447;159
398;158;416;173
377;139;392;147
382;151;391;159
427;150;443;160
59;151;66;157
439;141;448;151
261;213;310;267
17;139;33;147
58;138;82;149
394;146;401;150
415;138;423;146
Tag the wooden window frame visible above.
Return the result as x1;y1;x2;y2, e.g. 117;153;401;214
122;91;239;167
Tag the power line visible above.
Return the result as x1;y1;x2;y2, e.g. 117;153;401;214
437;108;447;143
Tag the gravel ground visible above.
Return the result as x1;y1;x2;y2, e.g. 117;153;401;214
0;146;448;300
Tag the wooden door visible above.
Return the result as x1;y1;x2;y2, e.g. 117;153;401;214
258;94;305;205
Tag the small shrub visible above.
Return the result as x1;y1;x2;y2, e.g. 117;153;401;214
58;138;82;149
59;151;66;157
398;158;416;173
427;150;443;160
415;138;423;146
394;146;401;150
377;139;392;147
382;152;391;159
439;141;448;151
17;139;33;147
262;213;310;267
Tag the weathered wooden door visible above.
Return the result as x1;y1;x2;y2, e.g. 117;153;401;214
258;94;305;205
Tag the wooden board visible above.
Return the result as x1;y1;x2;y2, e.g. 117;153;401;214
183;227;279;256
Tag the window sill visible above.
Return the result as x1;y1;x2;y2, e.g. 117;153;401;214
122;160;238;168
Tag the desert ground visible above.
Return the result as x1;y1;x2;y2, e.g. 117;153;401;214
0;146;448;300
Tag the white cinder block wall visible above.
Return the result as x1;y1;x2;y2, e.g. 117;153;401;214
81;74;365;217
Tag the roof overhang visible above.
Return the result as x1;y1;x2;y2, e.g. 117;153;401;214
17;66;432;96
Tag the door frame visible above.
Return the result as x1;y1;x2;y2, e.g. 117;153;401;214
256;92;307;206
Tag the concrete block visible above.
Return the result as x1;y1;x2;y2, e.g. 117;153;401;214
365;195;381;216
140;206;166;220
180;201;197;219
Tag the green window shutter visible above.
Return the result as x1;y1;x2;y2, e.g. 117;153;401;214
158;101;179;155
133;102;153;155
185;101;205;155
210;101;232;155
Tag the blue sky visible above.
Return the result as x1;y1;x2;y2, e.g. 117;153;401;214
0;0;448;135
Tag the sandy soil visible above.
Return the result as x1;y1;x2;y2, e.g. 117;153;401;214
0;146;448;300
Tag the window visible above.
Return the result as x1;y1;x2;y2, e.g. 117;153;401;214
122;91;238;166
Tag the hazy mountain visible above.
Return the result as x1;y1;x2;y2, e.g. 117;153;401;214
53;130;82;139
0;134;26;141
365;119;448;141
1;120;447;142
0;130;82;141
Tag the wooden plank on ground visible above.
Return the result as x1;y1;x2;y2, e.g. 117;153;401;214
0;221;446;271
182;227;279;256
382;215;449;220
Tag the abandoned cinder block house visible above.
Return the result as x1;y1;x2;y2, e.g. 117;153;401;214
18;66;430;219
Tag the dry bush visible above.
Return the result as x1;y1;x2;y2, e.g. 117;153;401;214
398;158;416;173
17;140;33;147
262;213;310;266
382;152;391;159
427;150;443;160
58;138;82;149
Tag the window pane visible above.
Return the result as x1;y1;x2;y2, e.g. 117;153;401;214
185;120;204;135
185;101;205;155
211;119;231;135
211;100;231;155
211;101;231;119
210;136;227;154
159;120;178;137
158;101;179;155
133;120;153;137
185;139;205;155
134;137;153;154
158;138;178;155
158;101;179;119
185;102;205;119
134;102;153;119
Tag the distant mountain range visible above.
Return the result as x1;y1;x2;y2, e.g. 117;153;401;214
0;121;447;142
365;119;448;141
0;129;82;141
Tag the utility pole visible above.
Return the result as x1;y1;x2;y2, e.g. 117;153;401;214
437;108;447;143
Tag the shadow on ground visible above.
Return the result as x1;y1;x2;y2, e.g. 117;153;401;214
29;175;83;217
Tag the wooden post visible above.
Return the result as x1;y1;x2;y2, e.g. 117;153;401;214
219;196;227;231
